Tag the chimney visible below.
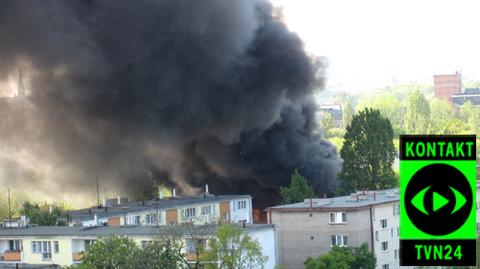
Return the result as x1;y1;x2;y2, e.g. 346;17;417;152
94;214;98;224
159;191;164;200
102;198;107;207
117;196;121;205
205;184;209;194
172;188;176;197
309;198;312;208
374;192;376;200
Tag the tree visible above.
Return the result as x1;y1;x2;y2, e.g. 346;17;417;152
337;108;396;195
202;224;268;269
404;90;430;133
356;94;404;135
319;111;336;139
133;237;185;269
20;201;66;226
280;169;315;204
304;243;376;269
429;98;467;134
342;101;354;128
77;235;138;269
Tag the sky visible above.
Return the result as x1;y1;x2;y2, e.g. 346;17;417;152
270;0;480;92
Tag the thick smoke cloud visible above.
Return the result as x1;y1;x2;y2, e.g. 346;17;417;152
0;0;340;206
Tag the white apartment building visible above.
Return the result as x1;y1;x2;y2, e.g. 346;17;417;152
67;194;253;227
266;189;404;269
0;224;276;268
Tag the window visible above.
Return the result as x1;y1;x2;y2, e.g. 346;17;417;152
54;241;59;253
393;204;400;216
380;219;388;229
237;201;247;210
185;208;196;218
382;264;389;269
32;241;52;260
141;240;149;248
9;240;22;251
375;231;379;241
134;215;140;224
381;241;389;252
222;212;230;222
145;213;157;225
85;240;96;250
329;212;347;224
397;227;400;237
391;228;394;238
185;239;206;253
201;205;212;215
394;249;398;259
330;235;348;247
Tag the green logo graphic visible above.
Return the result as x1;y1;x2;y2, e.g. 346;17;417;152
400;135;476;266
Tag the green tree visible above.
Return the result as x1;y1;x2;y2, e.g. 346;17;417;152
429;99;467;134
356;94;404;135
404;90;430;133
342;101;354;128
20;201;66;226
304;243;375;269
319;111;336;139
202;224;268;269
280;169;315;204
337;108;396;194
460;101;480;134
77;235;138;269
133;237;185;269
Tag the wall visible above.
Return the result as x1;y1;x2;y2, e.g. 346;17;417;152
271;209;371;269
372;203;400;269
248;228;277;269
230;197;253;224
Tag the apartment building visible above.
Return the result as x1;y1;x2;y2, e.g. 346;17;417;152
0;224;276;268
67;193;253;227
434;72;462;103
266;189;402;269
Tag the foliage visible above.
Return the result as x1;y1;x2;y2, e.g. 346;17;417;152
20;201;66;226
304;243;376;269
280;169;315;204
404;90;430;133
202;224;268;269
319;111;336;139
337;108;396;194
428;99;467;134
133;237;185;269
342;101;354;128
77;236;138;269
356;94;404;136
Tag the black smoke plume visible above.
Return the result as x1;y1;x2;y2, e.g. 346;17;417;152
0;0;340;206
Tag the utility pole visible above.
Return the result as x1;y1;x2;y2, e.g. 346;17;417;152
96;176;100;208
8;188;12;228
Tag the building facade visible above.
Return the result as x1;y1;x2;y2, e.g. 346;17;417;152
433;72;462;103
0;224;276;268
67;194;253;227
266;190;401;269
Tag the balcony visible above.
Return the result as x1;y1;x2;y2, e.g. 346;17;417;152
72;252;83;261
3;250;21;261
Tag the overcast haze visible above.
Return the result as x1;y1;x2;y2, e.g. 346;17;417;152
271;0;480;91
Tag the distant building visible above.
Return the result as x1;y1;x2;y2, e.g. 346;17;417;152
0;224;276;268
67;191;253;227
452;88;480;106
433;72;462;103
266;189;402;269
318;104;343;128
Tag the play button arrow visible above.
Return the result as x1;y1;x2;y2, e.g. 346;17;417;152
433;192;449;212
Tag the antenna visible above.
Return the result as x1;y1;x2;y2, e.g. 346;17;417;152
8;188;12;228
